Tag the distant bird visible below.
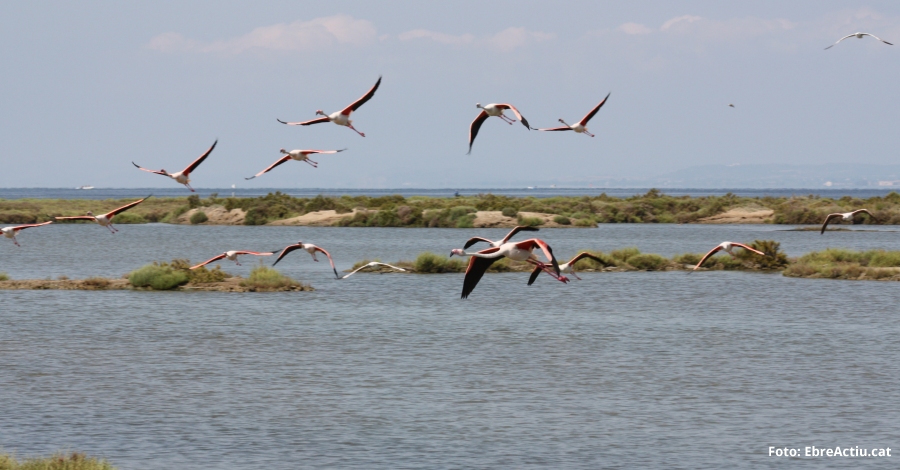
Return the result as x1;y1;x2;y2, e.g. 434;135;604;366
245;148;347;180
339;261;407;280
534;93;610;137
528;252;607;284
729;104;735;108
54;196;150;233
132;140;217;192
2;221;52;247
825;32;893;49
273;241;338;278
691;241;766;271
463;225;539;249
190;250;280;270
820;209;876;234
468;103;531;154
450;239;566;298
277;76;381;137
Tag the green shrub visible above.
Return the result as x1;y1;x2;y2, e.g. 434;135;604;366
610;247;641;263
189;265;229;283
414;252;466;273
0;452;116;470
111;212;146;224
517;215;543;227
243;207;268;225
128;263;189;290
868;250;900;267
553;215;571;225
626;253;669;270
240;265;304;289
501;207;518;217
190;211;208;224
0;272;9;281
672;253;702;265
187;194;201;208
738;240;789;269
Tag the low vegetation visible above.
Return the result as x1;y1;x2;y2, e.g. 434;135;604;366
9;190;900;227
128;259;230;290
783;248;900;280
0;452;116;470
0;272;9;281
239;265;307;290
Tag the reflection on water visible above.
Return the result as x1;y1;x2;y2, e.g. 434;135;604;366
2;226;900;469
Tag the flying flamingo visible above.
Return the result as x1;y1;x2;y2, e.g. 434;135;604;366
468;103;531;154
339;262;407;280
534;93;610;137
190;250;281;270
450;238;566;298
691;242;766;272
273;241;338;278
820;209;877;234
825;32;893;49
2;221;53;246
528;252;608;284
245;148;347;180
277;76;381;137
463;225;539;249
54;196;151;233
132;140;217;192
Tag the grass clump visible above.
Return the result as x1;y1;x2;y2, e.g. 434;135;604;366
188;265;229;283
0;452;116;470
414;252;466;273
553;215;571;225
189;211;208;224
625;253;669;270
240;265;305;290
128;263;190;290
784;248;900;280
0;272;8;281
501;207;518;217
517;215;543;227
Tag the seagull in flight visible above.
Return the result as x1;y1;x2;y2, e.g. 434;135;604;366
825;32;893;50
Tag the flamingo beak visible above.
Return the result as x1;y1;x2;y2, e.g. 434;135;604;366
449;251;455;257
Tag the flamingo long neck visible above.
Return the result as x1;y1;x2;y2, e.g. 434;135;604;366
559;119;572;128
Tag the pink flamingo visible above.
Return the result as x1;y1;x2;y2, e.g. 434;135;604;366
245;148;347;180
528;252;608;284
468;103;531;154
190;250;281;270
450;238;567;298
463;225;538;249
691;242;766;272
54;196;150;233
132;140;217;192
534;93;610;137
2;221;53;246
277;76;381;137
273;241;338;278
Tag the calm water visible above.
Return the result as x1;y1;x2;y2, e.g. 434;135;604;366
1;187;898;200
2;225;899;468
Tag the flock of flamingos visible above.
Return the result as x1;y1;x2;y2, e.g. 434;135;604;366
0;31;890;297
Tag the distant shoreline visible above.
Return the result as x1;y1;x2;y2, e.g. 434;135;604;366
2;190;898;228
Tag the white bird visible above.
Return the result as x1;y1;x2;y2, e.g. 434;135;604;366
528;252;607;284
277;76;381;137
450;238;566;298
339;261;407;280
133;141;217;192
2;221;52;246
825;32;893;49
534;93;610;137
820;209;876;234
54;196;150;233
272;241;338;278
245;148;347;180
463;225;539;249
190;250;280;270
468;103;531;154
691;242;766;272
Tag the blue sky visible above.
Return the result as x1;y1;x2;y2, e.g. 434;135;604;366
2;1;899;188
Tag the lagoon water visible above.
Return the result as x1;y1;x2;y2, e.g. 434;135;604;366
2;224;900;468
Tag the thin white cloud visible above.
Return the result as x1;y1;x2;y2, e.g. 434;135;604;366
661;15;703;31
617;22;653;35
147;15;377;54
399;26;554;51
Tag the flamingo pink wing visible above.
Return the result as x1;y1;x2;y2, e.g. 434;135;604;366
191;253;227;270
106;196;149;217
12;221;53;231
467;111;489;154
183;139;217;174
132;163;167;176
534;126;573;132
246;155;293;180
277;116;330;126
313;246;339;278
272;243;303;266
730;243;766;257
341;76;382;115
580;93;610;126
693;246;723;270
498;104;530;129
